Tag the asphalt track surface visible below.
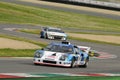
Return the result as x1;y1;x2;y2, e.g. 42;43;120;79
0;24;120;73
0;0;120;73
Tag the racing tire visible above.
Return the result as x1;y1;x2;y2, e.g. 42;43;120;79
79;57;89;68
70;58;76;68
40;31;44;38
40;35;44;38
45;33;48;39
80;62;88;68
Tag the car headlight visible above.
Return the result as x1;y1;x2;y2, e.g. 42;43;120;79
60;55;67;61
47;34;52;37
47;34;54;39
62;37;67;40
34;51;43;58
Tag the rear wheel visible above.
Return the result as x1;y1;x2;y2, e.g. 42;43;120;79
80;62;88;68
79;57;89;68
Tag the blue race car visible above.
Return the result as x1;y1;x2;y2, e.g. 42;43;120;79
33;41;90;68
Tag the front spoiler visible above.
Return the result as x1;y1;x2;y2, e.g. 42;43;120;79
33;58;85;67
33;61;71;68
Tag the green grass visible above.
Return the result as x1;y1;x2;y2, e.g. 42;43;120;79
0;34;47;47
0;48;36;57
0;34;46;57
69;36;120;46
19;29;40;34
0;76;120;80
0;1;120;33
69;32;120;36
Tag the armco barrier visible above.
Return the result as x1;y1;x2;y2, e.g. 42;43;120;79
43;0;120;11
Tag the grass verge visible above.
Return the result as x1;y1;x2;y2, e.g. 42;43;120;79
0;34;47;47
69;36;120;46
0;34;46;57
1;76;120;80
0;48;36;57
0;1;120;33
19;29;40;34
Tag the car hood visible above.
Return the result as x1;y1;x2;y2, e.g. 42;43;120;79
41;51;66;61
47;32;67;37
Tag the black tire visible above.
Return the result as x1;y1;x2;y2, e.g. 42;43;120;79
70;58;76;68
79;57;89;68
45;33;48;39
82;62;88;68
40;35;44;38
79;62;88;68
40;31;44;38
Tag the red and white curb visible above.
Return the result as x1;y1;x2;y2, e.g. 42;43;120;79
0;73;120;78
0;73;45;78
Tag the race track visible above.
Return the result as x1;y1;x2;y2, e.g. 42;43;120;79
0;0;120;74
0;24;120;73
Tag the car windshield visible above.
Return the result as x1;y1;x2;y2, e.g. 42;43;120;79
44;44;73;53
48;29;64;33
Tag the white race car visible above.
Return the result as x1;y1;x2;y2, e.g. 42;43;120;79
40;27;67;40
33;41;90;68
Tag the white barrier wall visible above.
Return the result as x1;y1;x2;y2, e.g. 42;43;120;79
59;0;120;8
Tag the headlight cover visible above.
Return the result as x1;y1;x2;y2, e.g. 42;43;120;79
34;51;43;58
60;55;67;61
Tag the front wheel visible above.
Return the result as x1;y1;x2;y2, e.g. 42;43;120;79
70;58;76;68
40;31;44;38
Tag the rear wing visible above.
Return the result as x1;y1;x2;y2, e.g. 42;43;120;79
77;46;91;54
